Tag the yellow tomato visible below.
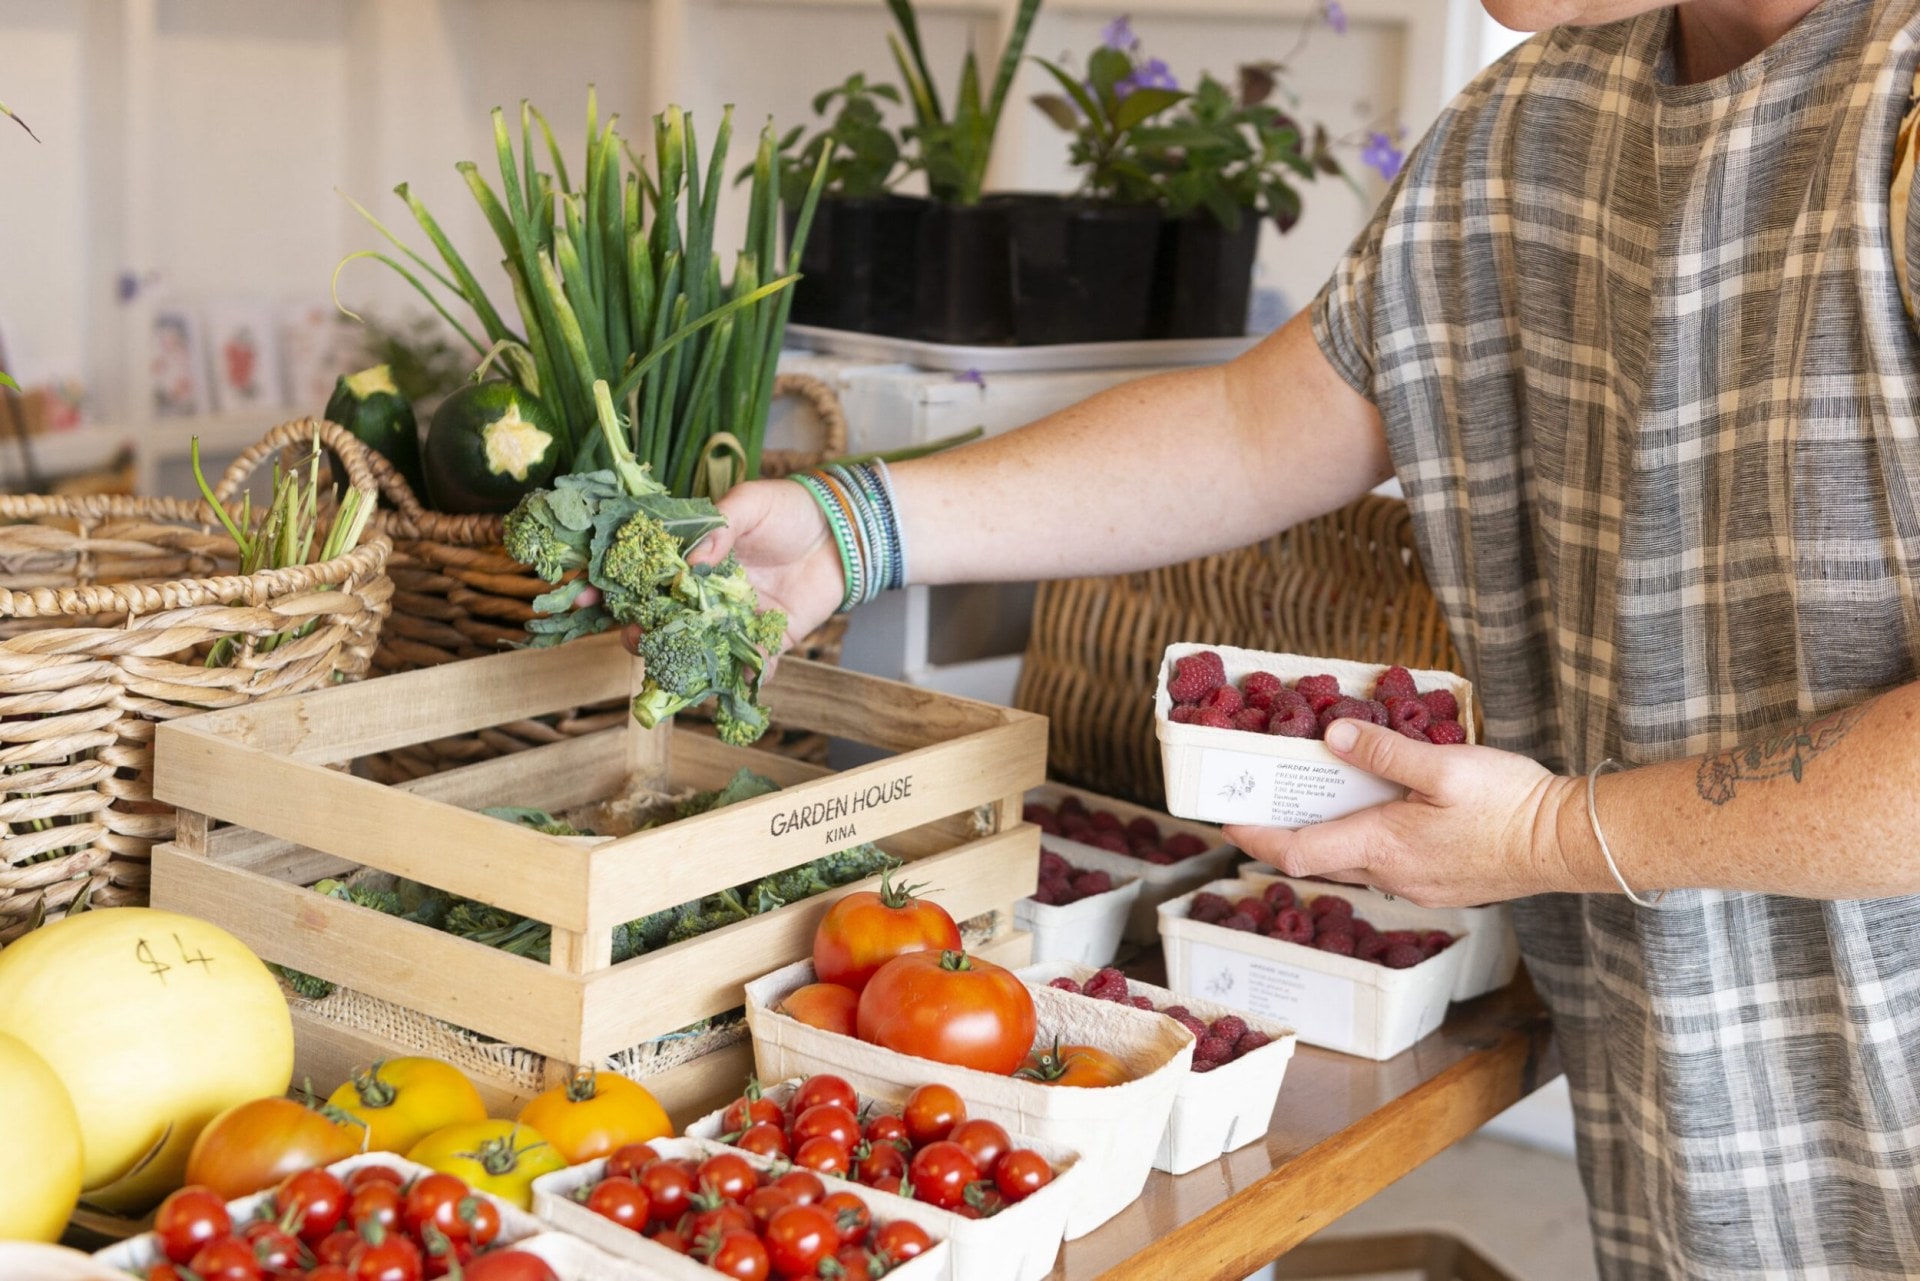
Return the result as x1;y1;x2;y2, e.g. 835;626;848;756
326;1057;486;1154
0;1032;81;1242
517;1070;670;1165
406;1120;566;1209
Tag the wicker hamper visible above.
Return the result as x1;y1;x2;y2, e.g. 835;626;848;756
1013;492;1459;806
0;418;392;944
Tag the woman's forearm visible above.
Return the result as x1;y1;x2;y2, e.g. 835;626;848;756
890;309;1391;585
1551;680;1920;900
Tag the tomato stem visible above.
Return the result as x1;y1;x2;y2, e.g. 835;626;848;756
937;950;971;972
353;1059;398;1109
877;868;932;910
563;1067;600;1104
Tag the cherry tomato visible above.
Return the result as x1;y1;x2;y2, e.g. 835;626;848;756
604;1142;661;1180
872;1219;933;1262
948;1118;1012;1175
154;1186;232;1264
686;1200;754;1242
240;1221;303;1272
791;1103;860;1151
459;1251;560;1281
403;1172;473;1240
421;1234;476;1281
763;1202;838;1277
349;1233;424;1281
902;1083;966;1147
310;1267;353;1281
316;1228;362;1266
348;1165;407;1193
277;1167;349;1244
696;1152;759;1203
791;1074;859;1118
863;1113;909;1150
831;1245;881;1281
638;1160;695;1223
821;1190;871;1246
994;1148;1054;1202
650;1228;692;1254
146;1266;193;1281
813;871;962;991
793;1135;851;1176
189;1237;263;1281
773;1169;826;1206
778;982;861;1036
1020;1041;1131;1088
705;1229;770;1281
720;1087;784;1135
586;1176;651;1232
732;1121;789;1160
350;1182;404;1233
963;1182;1009;1218
908;1140;980;1209
854;1140;908;1190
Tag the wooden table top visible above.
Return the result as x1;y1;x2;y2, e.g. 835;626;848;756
1051;971;1559;1280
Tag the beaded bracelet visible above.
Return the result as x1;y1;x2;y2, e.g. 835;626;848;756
790;460;908;612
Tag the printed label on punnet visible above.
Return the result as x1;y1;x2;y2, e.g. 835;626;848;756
1183;938;1357;1047
1193;746;1404;827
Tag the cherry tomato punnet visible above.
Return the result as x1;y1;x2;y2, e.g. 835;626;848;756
812;872;962;992
857;950;1037;1075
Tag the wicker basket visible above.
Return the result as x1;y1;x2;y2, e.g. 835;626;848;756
319;372;851;782
1013;492;1458;806
0;418;392;944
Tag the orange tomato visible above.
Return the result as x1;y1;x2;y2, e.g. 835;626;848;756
517;1070;669;1165
780;983;860;1037
186;1096;368;1199
1017;1040;1130;1088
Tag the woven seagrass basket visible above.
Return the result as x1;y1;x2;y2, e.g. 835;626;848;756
0;418;392;944
1013;492;1459;806
308;372;851;782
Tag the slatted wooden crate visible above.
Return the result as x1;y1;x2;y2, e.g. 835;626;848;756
146;632;1044;1105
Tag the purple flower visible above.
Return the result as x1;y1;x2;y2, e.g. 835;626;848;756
1322;1;1348;35
1101;16;1136;51
117;271;141;304
1361;130;1404;181
1115;57;1178;99
954;367;987;389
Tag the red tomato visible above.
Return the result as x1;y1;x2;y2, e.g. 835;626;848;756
857;951;1036;1075
863;1112;910;1149
791;1103;860;1151
650;1228;692;1254
146;1267;192;1281
908;1140;980;1209
404;1172;477;1241
696;1152;759;1203
948;1118;1012;1175
793;1135;851;1176
423;1237;476;1281
317;1229;362;1266
743;1183;796;1232
1020;1041;1131;1088
872;1219;933;1262
902;1084;966;1148
189;1237;262;1281
348;1165;406;1192
854;1140;908;1190
186;1096;368;1199
460;1252;559;1281
779;982;862;1036
832;1245;881;1281
821;1190;871;1246
686;1201;754;1243
278;1167;349;1244
239;1221;303;1272
310;1267;353;1281
604;1142;660;1179
349;1234;424;1281
586;1176;651;1232
638;1160;695;1223
773;1169;826;1206
154;1186;231;1264
720;1087;784;1135
733;1121;789;1160
791;1074;859;1117
994;1148;1054;1202
813;872;962;991
706;1229;770;1281
763;1202;838;1277
350;1182;404;1233
963;1183;1009;1218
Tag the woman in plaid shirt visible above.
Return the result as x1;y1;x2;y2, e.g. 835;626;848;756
664;1;1920;1274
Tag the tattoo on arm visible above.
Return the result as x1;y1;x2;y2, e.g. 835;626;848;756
1694;697;1881;805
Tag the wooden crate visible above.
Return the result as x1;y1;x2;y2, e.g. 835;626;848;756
148;632;1045;1089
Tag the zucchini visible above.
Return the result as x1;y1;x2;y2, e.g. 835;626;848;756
423;380;562;514
323;364;426;501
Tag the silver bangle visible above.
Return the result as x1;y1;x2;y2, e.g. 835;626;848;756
1586;758;1665;908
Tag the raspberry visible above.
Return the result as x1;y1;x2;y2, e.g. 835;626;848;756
1233;1029;1273;1056
1427;718;1467;745
1310;894;1354;919
1040;849;1070;878
1058;794;1087;818
1350;917;1378;942
1357;933;1391;962
1163;832;1208;859
1220;912;1259;932
1174;1013;1210;1040
1048;977;1082;993
1271;906;1314;944
1191;708;1234;730
1168;705;1198;724
1195;649;1227;680
1314;932;1357;956
1060;813;1092;839
1089;965;1128;992
1232;707;1271;733
1091;830;1130;854
1374;665;1419;702
1202;684;1244;717
1269;708;1315;738
1233;896;1273;928
1167;653;1225;703
1192;1058;1218;1073
1421;689;1459;721
1317;696;1373;734
1190;892;1234;923
1090;809;1123;832
1397;725;1432;742
1306;693;1342;717
1382;943;1425;969
1024;801;1057;826
1071;869;1113;897
1381;930;1421;947
1163;1005;1193;1021
1422;930;1454;954
1208;1015;1248;1043
1242;672;1285;703
1293;674;1341;703
1262;881;1296;911
1126;816;1162;846
1144;850;1175;864
1385;696;1430;732
1128;832;1160;856
1365;699;1391;727
1194;1034;1235;1064
1037;876;1070;904
1129;995;1154;1010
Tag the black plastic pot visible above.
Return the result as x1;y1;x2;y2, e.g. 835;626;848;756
788;195;927;334
913;199;1015;345
1006;196;1162;346
1149;211;1262;339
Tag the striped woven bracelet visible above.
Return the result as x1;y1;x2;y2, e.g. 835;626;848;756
791;462;909;611
790;471;865;612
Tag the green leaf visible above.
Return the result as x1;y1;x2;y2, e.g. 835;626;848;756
1087;47;1132;106
884;0;944;122
1111;87;1187;134
1031;93;1079;133
0;372;16;391
1035;61;1103;134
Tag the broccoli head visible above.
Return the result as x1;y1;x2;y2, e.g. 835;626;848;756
503;497;591;583
599;512;685;624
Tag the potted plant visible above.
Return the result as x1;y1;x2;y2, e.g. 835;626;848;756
775;74;924;335
1023;20;1188;344
887;0;1044;344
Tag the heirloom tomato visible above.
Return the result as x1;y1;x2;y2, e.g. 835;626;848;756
857;951;1036;1075
812;873;961;991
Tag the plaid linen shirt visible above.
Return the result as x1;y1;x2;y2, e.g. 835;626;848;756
1312;3;1920;1276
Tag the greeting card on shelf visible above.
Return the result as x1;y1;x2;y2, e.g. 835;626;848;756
150;304;207;419
204;299;287;416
